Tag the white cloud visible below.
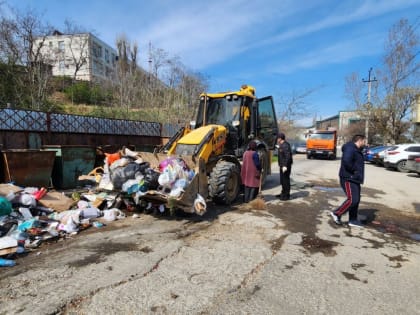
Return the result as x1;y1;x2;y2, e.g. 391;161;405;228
136;0;300;68
133;0;420;70
271;32;385;74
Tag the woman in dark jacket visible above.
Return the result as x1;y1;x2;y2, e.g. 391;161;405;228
241;140;261;202
330;134;366;227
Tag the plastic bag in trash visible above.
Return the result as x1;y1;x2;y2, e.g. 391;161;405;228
18;194;37;207
0;258;16;267
193;193;207;216
111;162;143;190
80;207;101;219
122;178;141;193
169;187;184;198
143;168;160;190
159;157;175;172
0;197;12;216
173;178;188;189
103;208;125;221
105;151;121;165
58;216;79;233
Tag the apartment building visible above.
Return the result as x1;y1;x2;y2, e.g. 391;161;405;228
35;31;117;82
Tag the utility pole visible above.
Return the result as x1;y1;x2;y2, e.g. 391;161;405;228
362;67;377;144
148;41;152;83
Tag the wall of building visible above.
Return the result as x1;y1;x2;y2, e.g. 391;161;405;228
35;33;118;82
413;94;420;123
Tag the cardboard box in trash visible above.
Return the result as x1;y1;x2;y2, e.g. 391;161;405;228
38;191;75;212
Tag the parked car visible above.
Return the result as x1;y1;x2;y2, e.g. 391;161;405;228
295;143;307;154
405;155;420;174
383;143;420;172
415;157;420;175
364;145;388;163
372;145;398;166
289;141;306;155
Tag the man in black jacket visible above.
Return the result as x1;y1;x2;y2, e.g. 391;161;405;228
277;132;293;200
330;134;366;227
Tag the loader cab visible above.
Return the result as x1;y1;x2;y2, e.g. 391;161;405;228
193;93;253;155
192;88;278;155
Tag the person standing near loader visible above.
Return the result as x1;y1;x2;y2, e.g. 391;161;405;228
330;134;366;227
277;132;293;200
241;140;262;203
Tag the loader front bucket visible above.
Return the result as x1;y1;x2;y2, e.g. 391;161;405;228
134;152;208;215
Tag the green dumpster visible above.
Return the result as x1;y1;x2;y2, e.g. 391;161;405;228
42;145;96;189
1;149;56;187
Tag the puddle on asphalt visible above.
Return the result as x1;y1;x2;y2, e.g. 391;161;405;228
266;189;341;256
300;235;338;256
313;186;342;192
410;234;420;241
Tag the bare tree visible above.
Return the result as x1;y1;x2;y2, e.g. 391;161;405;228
0;5;53;109
344;18;419;144
115;34;139;112
344;72;366;109
63;19;90;81
276;87;319;140
160;56;209;123
380;18;420;143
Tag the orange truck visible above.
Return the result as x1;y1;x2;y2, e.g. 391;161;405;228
306;130;337;160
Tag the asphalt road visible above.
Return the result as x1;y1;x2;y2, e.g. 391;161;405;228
0;154;419;314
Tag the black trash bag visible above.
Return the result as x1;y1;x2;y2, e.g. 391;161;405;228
111;162;144;190
143;168;160;190
137;162;150;175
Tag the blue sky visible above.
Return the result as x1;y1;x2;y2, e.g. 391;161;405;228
4;0;420;124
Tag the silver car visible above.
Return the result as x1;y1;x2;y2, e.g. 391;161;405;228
405;154;420;175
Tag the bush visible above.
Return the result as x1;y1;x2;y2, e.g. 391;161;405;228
64;81;107;105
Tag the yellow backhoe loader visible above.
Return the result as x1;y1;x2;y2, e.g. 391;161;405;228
134;85;278;215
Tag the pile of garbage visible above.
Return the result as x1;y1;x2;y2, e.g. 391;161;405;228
0;184;127;267
0;147;208;267
82;147;206;215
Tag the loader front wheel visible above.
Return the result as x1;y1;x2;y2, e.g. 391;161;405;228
209;161;240;205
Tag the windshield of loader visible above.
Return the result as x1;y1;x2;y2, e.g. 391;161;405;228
195;96;245;127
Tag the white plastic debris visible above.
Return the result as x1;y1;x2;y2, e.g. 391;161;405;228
193;193;207;216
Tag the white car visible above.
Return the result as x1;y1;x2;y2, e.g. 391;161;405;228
383;143;420;172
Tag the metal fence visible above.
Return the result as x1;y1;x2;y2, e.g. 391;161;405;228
0;108;163;136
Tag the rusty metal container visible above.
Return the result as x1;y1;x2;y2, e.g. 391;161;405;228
42;145;96;189
1;149;56;187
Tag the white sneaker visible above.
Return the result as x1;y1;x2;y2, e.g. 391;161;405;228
348;220;364;228
330;211;342;225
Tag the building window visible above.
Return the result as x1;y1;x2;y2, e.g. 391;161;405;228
58;41;65;52
93;60;104;76
105;49;109;63
59;60;65;71
92;42;102;58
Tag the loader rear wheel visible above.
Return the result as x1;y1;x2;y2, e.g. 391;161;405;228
209;161;240;205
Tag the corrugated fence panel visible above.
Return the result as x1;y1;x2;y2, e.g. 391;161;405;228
1;108;163;137
0;109;48;131
161;122;184;138
39;111;161;136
